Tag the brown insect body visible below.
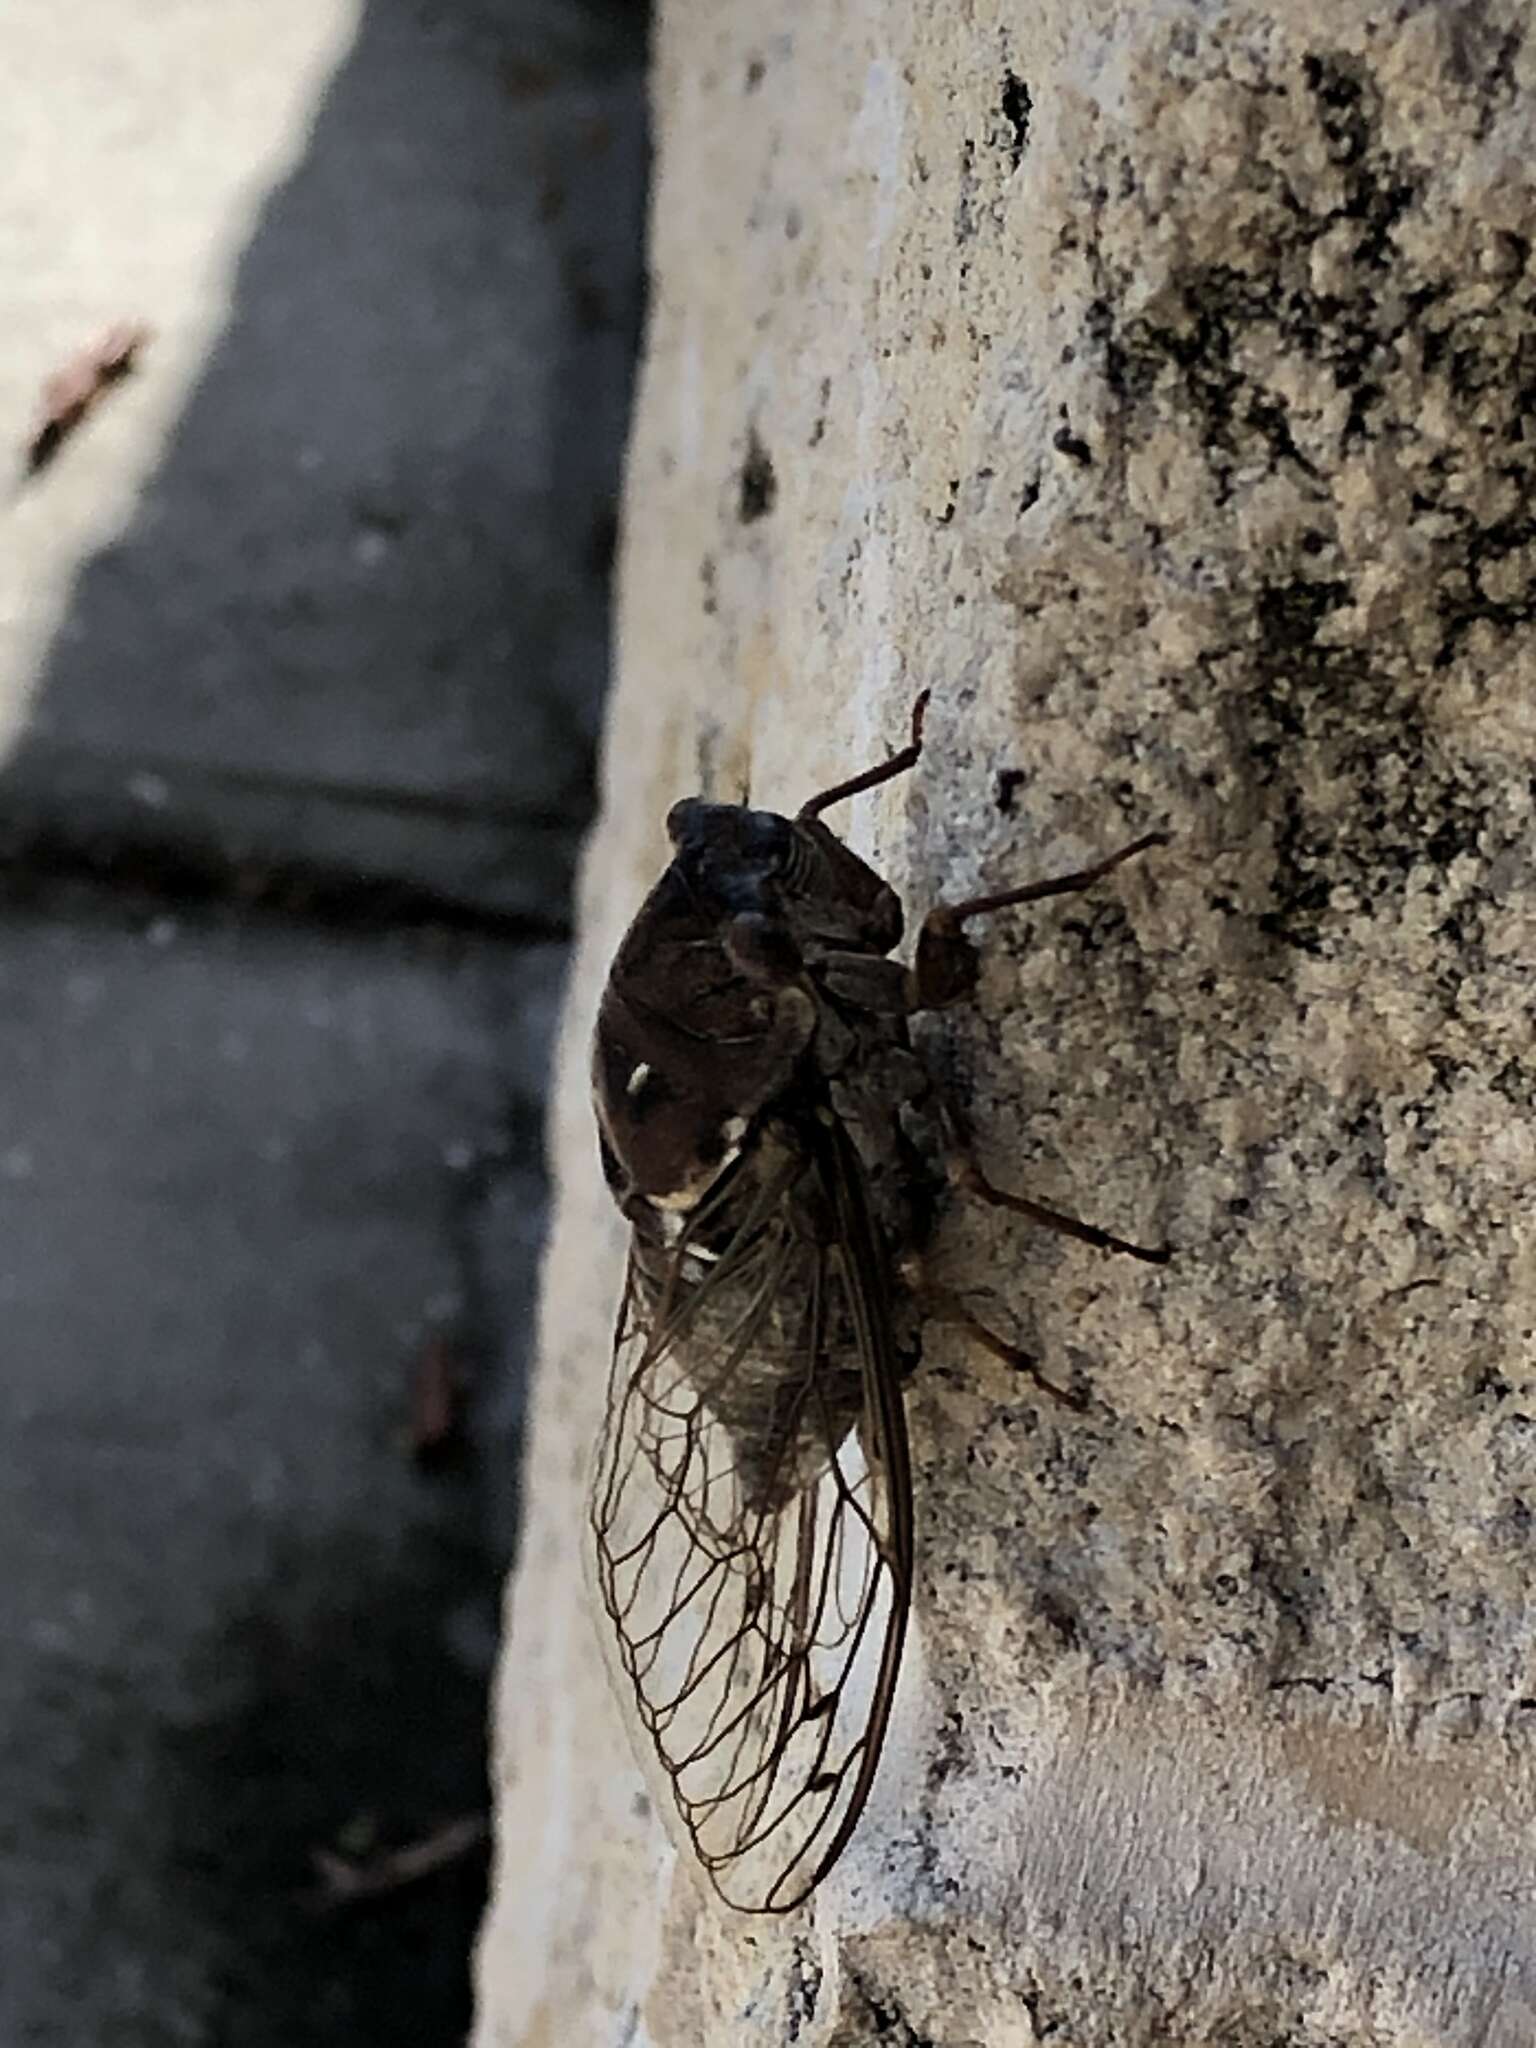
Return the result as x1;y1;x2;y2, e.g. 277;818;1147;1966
589;710;1166;1913
595;798;934;1501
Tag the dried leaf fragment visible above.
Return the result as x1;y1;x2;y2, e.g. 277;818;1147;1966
24;320;153;475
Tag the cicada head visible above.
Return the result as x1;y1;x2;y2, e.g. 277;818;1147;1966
665;798;904;956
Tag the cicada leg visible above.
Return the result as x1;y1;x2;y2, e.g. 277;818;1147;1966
912;828;1172;1265
945;1141;1170;1264
909;828;1168;1010
914;1098;1168;1409
917;1278;1085;1411
798;691;930;821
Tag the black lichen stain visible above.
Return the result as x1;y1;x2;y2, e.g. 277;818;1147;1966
738;428;777;523
785;1938;822;2043
1241;554;1490;954
1053;423;1093;465
808;377;831;448
1089;55;1422;485
1075;44;1528;957
995;767;1026;814
845;1962;940;2046
954;137;977;243
1000;71;1032;168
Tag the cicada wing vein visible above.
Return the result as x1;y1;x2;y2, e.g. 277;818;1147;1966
588;1123;913;1912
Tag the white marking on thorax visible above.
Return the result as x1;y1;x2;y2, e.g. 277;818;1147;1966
645;1117;751;1220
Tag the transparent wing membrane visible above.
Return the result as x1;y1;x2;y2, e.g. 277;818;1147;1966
590;1130;912;1912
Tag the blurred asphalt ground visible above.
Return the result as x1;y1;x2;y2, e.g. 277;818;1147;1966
0;3;645;2041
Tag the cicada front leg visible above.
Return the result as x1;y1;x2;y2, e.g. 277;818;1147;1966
797;690;929;821
908;828;1169;1013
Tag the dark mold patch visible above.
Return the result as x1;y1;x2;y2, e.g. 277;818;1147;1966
738;428;777;523
1052;423;1093;465
1090;56;1423;489
955;137;978;243
1070;47;1531;961
785;1940;823;2042
1000;72;1032;168
995;767;1026;814
808;376;831;449
847;1965;940;2046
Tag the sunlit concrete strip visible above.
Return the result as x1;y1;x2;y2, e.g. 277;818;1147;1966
0;0;361;757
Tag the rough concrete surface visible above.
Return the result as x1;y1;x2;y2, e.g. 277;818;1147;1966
477;2;1536;2043
0;0;644;2042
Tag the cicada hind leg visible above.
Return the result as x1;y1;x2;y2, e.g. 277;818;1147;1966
910;828;1171;1407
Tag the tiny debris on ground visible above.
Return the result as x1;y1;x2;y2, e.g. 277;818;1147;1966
23;321;152;475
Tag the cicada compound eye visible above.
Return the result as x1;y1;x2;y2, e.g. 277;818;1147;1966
666;797;708;847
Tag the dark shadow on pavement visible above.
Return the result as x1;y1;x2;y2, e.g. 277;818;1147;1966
0;1;647;2042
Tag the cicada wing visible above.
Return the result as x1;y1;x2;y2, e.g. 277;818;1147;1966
588;1125;913;1913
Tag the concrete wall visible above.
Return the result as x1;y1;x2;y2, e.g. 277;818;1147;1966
477;4;1536;2043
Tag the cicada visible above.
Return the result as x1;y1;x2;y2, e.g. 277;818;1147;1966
589;697;1167;1913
